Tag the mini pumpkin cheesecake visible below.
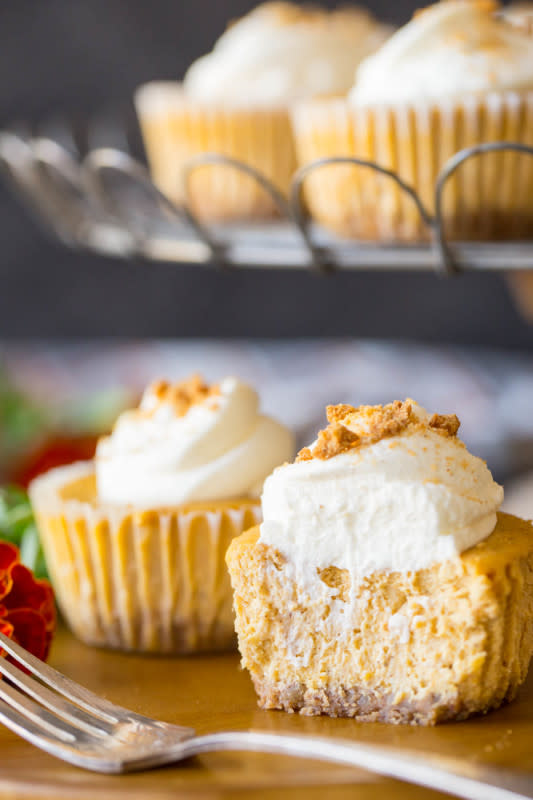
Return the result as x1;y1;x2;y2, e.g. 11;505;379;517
227;400;533;724
292;0;533;241
30;375;294;654
135;1;391;221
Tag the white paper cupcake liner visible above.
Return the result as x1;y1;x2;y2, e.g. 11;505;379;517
30;463;261;653
292;91;533;241
135;82;296;221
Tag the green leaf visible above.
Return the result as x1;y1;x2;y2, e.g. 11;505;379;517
0;369;48;462
20;524;47;578
0;486;49;578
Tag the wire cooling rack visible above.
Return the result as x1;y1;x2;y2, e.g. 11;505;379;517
1;130;533;275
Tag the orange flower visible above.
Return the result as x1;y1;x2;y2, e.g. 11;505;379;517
0;541;55;662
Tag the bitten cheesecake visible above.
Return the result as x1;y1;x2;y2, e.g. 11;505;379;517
226;400;533;725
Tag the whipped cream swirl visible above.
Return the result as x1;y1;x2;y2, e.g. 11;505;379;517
350;0;533;105
96;376;294;507
183;2;391;105
259;400;503;580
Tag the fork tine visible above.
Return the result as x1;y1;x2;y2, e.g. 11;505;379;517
0;697;77;749
0;700;129;774
0;633;120;723
0;678;86;742
0;656;113;736
0;698;122;774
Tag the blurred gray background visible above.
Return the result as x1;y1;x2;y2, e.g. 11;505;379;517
0;0;531;344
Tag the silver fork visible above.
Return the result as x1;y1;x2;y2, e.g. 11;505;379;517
0;631;530;800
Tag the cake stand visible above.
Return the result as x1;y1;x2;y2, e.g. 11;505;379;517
1;131;532;275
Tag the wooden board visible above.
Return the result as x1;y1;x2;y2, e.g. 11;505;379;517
1;626;532;800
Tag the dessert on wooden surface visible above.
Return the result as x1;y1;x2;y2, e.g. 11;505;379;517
227;399;533;724
30;375;293;653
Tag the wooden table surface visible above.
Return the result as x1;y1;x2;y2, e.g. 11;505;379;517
1;626;532;800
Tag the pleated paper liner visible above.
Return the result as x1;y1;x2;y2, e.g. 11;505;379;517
135;82;296;221
29;463;261;654
291;92;533;242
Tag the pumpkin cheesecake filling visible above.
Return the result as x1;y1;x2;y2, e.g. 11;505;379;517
226;399;533;724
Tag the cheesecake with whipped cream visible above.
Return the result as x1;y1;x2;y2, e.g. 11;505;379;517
292;0;533;241
135;2;391;220
30;375;294;653
226;400;533;724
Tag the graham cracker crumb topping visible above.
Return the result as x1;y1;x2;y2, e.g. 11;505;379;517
312;423;360;460
428;413;460;436
296;399;461;462
145;374;219;417
326;404;356;423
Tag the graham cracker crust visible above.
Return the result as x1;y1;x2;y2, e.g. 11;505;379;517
253;678;515;726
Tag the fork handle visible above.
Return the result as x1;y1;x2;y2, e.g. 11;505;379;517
180;731;532;800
